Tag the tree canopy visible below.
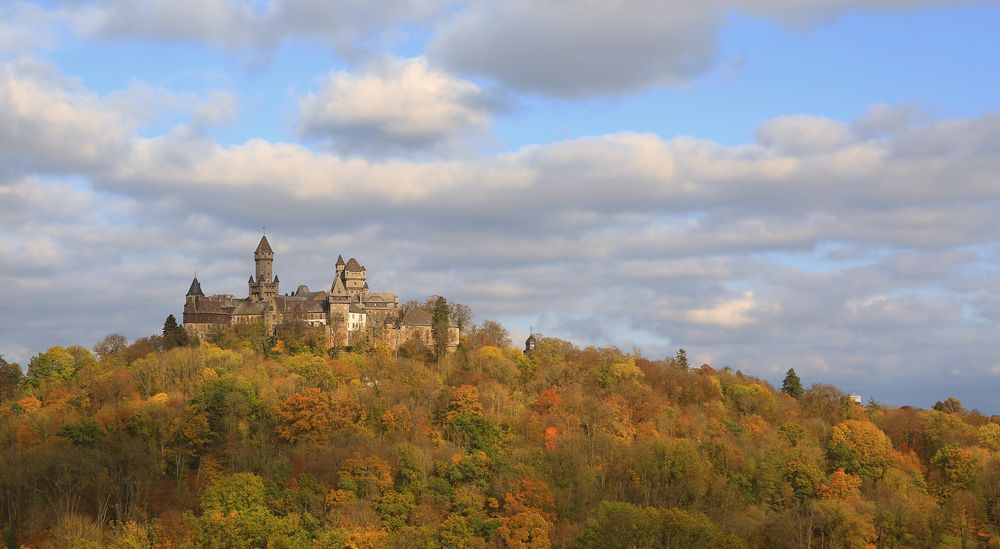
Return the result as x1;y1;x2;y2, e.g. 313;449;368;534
0;321;997;548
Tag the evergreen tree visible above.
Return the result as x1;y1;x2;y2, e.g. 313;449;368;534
782;368;804;398
162;314;189;350
674;348;689;369
431;296;450;362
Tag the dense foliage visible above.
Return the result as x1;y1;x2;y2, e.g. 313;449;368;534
1;316;999;548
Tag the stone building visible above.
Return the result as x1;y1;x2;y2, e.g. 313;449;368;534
183;236;459;351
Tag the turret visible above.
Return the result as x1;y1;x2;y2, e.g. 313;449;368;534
343;257;367;295
525;332;538;354
186;277;205;298
249;235;279;301
254;235;273;283
186;276;205;308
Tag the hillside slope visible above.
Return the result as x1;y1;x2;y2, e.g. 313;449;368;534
1;324;998;548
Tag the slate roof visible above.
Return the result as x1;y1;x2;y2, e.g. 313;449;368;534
255;235;273;254
276;297;326;314
233;301;268;315
345;257;365;272
187;277;205;297
185;295;236;313
330;273;348;295
400;307;433;327
336;255;346;266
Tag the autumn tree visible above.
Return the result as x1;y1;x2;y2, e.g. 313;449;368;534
933;397;965;414
339;456;394;497
449;302;473;332
467;320;511;350
275;387;337;444
829;419;895;480
93;333;127;360
0;355;22;398
498;510;550;549
23;345;77;388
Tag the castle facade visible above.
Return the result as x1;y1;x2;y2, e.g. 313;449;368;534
183;236;459;351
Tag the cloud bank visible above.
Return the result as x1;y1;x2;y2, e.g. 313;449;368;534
2;58;1000;409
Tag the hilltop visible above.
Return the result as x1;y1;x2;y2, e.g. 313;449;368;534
1;313;998;548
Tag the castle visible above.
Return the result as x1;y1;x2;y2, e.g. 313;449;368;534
183;236;459;351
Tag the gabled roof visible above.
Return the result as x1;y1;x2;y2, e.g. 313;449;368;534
255;235;273;254
233;301;269;315
184;295;235;313
330;272;348;295
400;307;433;327
187;277;205;297
345;257;365;272
276;297;326;313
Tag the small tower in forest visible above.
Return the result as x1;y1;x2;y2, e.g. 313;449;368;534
249;235;279;301
525;328;539;355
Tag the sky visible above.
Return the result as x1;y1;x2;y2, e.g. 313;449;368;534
1;0;1000;412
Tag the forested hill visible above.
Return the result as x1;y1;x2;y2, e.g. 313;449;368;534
1;320;999;548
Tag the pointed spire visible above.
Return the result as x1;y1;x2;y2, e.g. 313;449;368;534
336;254;346;267
187;277;204;297
331;272;348;296
249;275;255;283
255;235;273;254
273;275;279;283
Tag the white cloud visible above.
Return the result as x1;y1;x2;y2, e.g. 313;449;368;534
0;61;135;175
756;115;856;155
4;60;1000;409
0;2;67;54
687;291;767;327
297;57;493;154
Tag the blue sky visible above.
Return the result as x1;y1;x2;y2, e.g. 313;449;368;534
1;0;1000;411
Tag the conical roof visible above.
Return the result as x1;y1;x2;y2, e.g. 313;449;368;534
255;235;273;254
336;254;346;266
187;277;205;297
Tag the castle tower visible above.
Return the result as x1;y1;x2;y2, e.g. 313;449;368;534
343;257;367;295
327;255;351;347
255;235;273;283
249;235;279;301
186;276;204;303
335;254;346;278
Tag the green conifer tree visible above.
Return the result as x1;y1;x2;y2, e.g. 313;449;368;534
431;296;450;363
782;368;804;398
162;314;189;350
675;348;689;369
